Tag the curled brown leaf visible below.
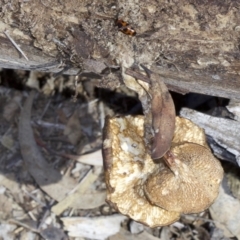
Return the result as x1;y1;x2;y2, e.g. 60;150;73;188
124;67;175;159
148;73;175;159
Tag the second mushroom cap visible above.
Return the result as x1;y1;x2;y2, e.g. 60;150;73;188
144;142;223;214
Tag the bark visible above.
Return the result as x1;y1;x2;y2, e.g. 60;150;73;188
0;0;240;99
180;108;240;166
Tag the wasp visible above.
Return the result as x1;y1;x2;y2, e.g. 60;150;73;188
115;19;136;36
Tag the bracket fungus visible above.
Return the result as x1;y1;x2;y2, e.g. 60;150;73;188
102;116;223;227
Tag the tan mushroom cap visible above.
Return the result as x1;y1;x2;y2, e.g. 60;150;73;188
144;142;223;214
173;117;209;147
103;115;180;228
103;115;223;227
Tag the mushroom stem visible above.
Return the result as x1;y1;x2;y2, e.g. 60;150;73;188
163;151;179;176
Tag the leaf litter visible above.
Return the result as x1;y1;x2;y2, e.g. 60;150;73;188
19;90;76;202
0;68;239;239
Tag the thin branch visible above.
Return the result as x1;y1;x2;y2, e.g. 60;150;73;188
125;68;150;83
4;30;29;61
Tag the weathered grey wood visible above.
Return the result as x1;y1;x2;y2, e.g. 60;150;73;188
0;36;78;74
0;0;240;99
180;108;240;166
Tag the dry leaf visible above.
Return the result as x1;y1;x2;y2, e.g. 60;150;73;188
210;180;240;239
18;231;38;240
76;149;103;166
129;221;144;234
0;134;14;151
19;90;76;202
61;215;127;239
124;68;175;159
109;228;160;240
26;71;40;90
52;167;102;215
147;72;175;159
8;218;38;233
3;91;22;121
0;223;16;240
160;226;172;240
70;191;106;209
0;192;13;220
61;150;102;169
0;174;21;202
40;226;68;240
64;110;82;145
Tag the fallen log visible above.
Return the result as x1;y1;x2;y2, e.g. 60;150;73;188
0;0;240;99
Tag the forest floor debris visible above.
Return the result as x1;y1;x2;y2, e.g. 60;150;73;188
0;68;239;240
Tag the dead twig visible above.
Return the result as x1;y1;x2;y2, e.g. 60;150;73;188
9;219;39;233
125;68;150;83
4;30;29;61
